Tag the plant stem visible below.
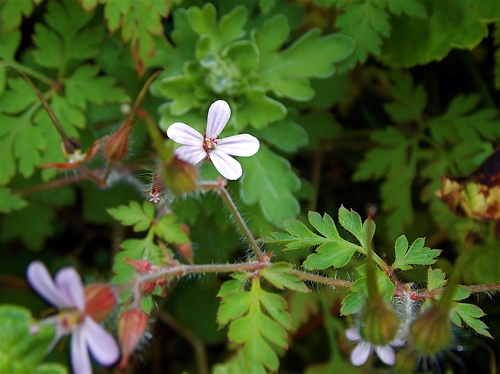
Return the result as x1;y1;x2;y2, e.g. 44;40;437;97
289;270;352;289
217;185;266;262
139;261;270;284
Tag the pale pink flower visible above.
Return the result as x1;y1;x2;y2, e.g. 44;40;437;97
345;327;405;366
27;261;119;374
166;100;260;180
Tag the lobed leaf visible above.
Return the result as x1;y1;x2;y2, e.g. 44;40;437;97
451;302;492;338
107;201;155;232
392;236;441;270
217;277;293;373
260;263;310;293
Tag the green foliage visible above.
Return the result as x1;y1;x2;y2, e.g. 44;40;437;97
217;276;293;373
0;305;67;374
392;235;441;271
264;208;371;269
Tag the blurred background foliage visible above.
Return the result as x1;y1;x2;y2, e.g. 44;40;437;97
0;0;500;372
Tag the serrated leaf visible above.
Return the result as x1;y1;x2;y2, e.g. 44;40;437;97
254;15;354;100
64;64;129;109
338;206;370;248
0;0;37;33
392;237;441;270
265;210;361;270
382;0;500;67
427;267;447;291
32;0;101;68
384;71;427;121
107;201;154;232
218;277;292;373
235;90;287;130
153;215;190;244
239;144;300;227
451;302;492;338
260;263;310;293
336;2;390;70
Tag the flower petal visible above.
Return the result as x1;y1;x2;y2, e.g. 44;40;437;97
55;267;85;311
217;134;260;157
27;262;75;309
175;146;207;165
210;149;243;180
345;327;361;342
167;122;203;146
351;341;372;366
206;100;231;137
84;317;120;366
71;326;92;374
375;345;396;366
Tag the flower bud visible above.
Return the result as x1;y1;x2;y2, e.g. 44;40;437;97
178;243;194;264
118;308;148;369
124;258;152;274
162;156;198;195
104;122;133;164
84;284;116;322
360;298;400;346
410;305;452;355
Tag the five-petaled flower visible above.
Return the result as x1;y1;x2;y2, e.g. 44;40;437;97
345;327;405;366
27;261;120;374
166;100;260;180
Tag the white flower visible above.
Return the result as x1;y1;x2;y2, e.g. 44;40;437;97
166;100;260;180
27;261;120;374
345;327;405;366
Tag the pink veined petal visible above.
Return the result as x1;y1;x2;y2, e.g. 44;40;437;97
26;261;75;309
175;146;207;165
71;326;92;374
206;100;231;138
84;317;120;366
209;149;243;180
345;327;361;342
55;267;85;312
375;345;396;366
217;134;260;157
167;122;203;146
351;341;372;366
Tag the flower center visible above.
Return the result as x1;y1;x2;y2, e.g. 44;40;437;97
59;310;83;333
204;136;219;151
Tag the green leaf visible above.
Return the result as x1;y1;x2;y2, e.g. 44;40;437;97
64;64;129;109
335;2;390;70
1;200;56;250
392;236;441;270
254;118;308;153
188;4;248;52
239;144;300;227
427;267;447;292
340;265;395;315
382;0;500;67
264;210;362;270
260;263;310;293
217;277;292;373
451;302;492;338
253;15;354;100
235;90;287;130
0;187;27;213
0;305;67;373
153;215;190;244
32;0;101;68
0;0;39;33
107;201;155;232
384;71;427;122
